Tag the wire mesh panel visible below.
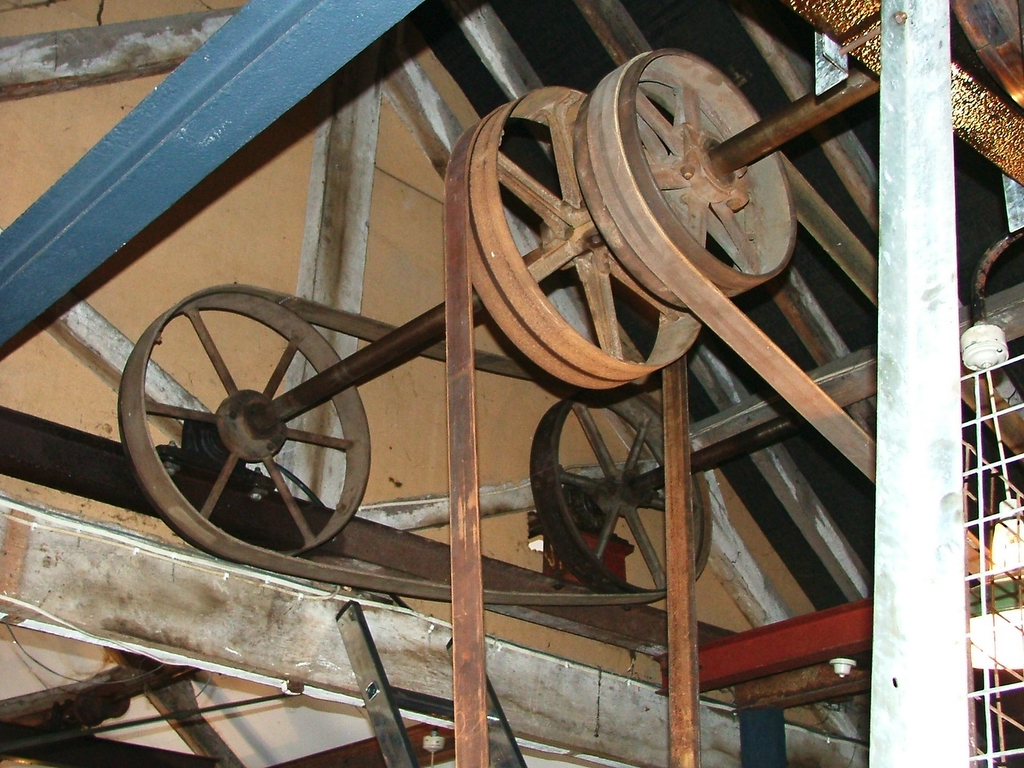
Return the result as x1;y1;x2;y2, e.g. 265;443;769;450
964;350;1024;766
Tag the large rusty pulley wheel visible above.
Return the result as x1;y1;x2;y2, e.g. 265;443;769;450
530;393;711;593
576;49;796;306
119;287;371;557
464;86;701;390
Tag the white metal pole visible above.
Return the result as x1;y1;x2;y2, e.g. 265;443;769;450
872;0;968;763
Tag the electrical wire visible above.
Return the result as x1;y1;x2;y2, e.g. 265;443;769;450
5;622;97;684
273;461;330;509
5;623;163;688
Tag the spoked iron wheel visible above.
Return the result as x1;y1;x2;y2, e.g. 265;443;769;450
118;286;371;557
530;393;710;593
576;49;796;306
464;86;701;390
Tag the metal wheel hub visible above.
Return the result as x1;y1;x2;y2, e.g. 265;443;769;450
215;390;286;462
673;131;749;211
588;473;652;514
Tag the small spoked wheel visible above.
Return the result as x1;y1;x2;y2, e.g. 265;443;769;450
576;49;796;305
530;393;710;593
464;86;701;390
118;287;371;557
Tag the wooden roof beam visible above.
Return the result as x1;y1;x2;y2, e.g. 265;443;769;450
0;8;238;102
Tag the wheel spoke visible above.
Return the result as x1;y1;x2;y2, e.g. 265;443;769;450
668;188;709;245
604;252;681;321
574;251;624;360
622;506;666;589
498;153;575;230
623;417;652;474
710;201;759;273
593;505;621;560
636;90;685;156
264;339;300;397
648;160;686;190
572;403;619;478
525;238;580;282
639;118;671;166
185;309;238;395
264;459;317;549
677;82;703;130
547;102;583;208
145;398;216;423
283;427;353;452
199;452;240;520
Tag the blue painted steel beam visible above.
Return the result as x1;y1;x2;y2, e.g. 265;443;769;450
0;0;423;347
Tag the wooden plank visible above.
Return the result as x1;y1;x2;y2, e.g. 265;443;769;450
571;0;651;62
45;296;205;422
296;45;383;358
689;345;877;453
0;660;187;727
444;131;489;768
383;35;467;176
0;9;237;102
288;42;384;507
690;278;1024;454
733;664;870;710
142;677;247;768
439;0;542;99
0;721;217;768
0;496;865;768
784;158;878;305
692;346;870;601
663;361;700;768
701;471;794;628
728;0;879;231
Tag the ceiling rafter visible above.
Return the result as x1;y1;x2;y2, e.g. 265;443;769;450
728;0;879;230
0;7;237;102
0;495;865;767
287;39;385;505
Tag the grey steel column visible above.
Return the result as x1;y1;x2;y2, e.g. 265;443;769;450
872;0;968;763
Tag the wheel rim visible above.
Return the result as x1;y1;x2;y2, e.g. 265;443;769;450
119;286;371;557
530;393;710;593
577;49;796;305
465;86;701;390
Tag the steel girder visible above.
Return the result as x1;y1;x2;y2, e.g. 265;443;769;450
0;0;422;346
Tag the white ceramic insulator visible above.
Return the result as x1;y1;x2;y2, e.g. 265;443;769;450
423;732;446;754
961;323;1009;371
829;657;857;678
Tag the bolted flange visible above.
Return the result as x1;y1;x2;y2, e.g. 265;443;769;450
216;389;287;461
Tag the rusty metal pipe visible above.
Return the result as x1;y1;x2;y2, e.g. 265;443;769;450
709;69;878;176
264;303;447;427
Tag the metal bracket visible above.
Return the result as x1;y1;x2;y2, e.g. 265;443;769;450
1003;174;1024;233
484;679;528;768
337;602;419;768
445;639;528;768
337;602;527;768
814;31;849;95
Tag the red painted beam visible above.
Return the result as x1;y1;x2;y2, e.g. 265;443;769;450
698;599;872;691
